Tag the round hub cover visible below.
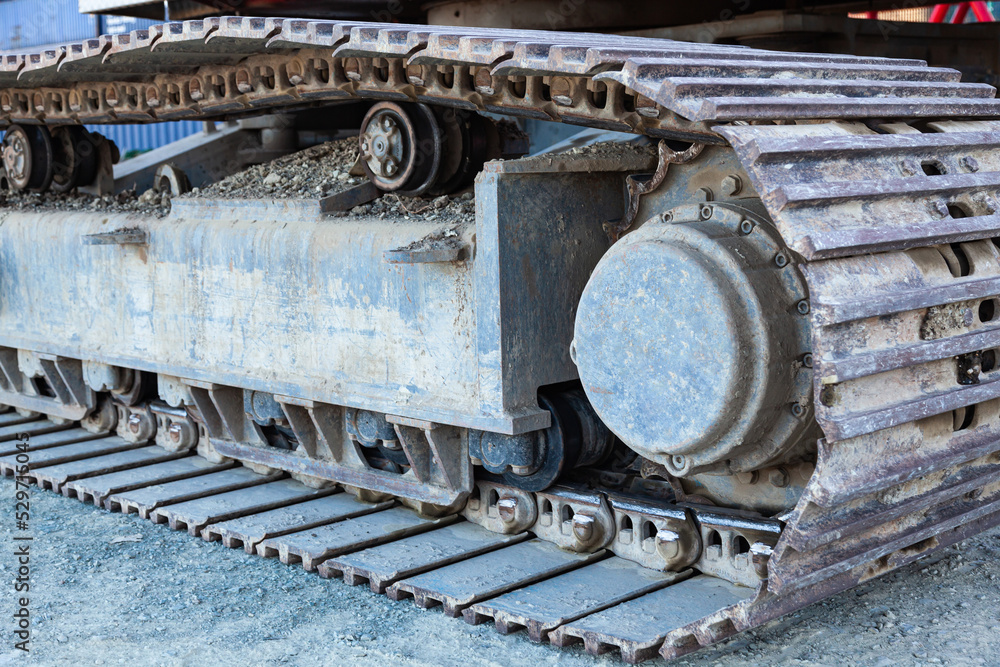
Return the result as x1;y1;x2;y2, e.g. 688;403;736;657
573;203;812;476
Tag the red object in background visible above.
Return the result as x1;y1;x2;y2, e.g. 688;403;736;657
928;2;995;23
930;3;950;21
970;1;994;20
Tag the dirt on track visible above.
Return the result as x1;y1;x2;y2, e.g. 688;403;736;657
2;483;1000;667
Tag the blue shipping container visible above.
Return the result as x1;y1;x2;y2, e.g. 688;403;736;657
0;0;160;52
85;121;204;158
98;14;158;36
0;0;97;51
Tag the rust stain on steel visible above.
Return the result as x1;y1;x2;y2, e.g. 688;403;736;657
605;140;705;242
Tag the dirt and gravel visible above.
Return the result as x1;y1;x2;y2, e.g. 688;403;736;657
183;135;477;222
188;137;364;201
3;482;999;667
0;136;649;226
0;187;172;218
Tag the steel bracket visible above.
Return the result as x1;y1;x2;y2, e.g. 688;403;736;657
0;348;95;420
195;385;473;507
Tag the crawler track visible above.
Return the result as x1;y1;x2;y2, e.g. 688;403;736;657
5;17;1000;662
5;420;752;663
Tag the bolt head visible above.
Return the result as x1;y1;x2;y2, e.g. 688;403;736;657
797;300;811;315
654;530;682;561
900;158;920;176
774;253;788;268
168;423;182;442
496;497;518;523
384;159;397;176
739;219;754;235
768;468;790;488
750;541;773;579
474;69;492;88
721;175;743;197
961;156;980;173
127;413;142;434
572;512;596;543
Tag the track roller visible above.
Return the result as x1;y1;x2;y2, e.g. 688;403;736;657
358;101;523;197
470;390;617;492
1;124;53;192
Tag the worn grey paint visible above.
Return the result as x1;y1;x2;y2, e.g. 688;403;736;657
0;160;621;435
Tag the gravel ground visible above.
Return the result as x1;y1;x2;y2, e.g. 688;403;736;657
2;483;999;667
0;188;171;218
183;136;477;222
188;138;364;200
0;137;648;226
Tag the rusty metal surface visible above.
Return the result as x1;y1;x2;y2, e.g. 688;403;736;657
549;574;751;663
256;506;456;571
716;116;1000;627
63;455;233;506
387;539;604;617
1;17;998;138
319;521;526;592
463;557;683;642
0;427;105;457
5;418;990;663
28;443;186;492
201;491;390;552
5;15;1000;664
104;466;280;517
0;435;143;478
148;478;335;535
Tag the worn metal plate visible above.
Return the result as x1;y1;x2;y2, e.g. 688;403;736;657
202;491;393;553
0;436;143;478
319;521;528;593
104;466;279;518
549;575;754;663
464;557;684;642
29;445;187;492
0;419;73;443
148;478;335;535
387;539;605;617
0;428;105;457
256;507;457;571
63;456;234;506
0;412;38;428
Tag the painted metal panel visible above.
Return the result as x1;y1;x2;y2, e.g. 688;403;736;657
98;14;157;35
0;2;159;52
0;164;620;433
86;121;203;156
0;0;98;51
